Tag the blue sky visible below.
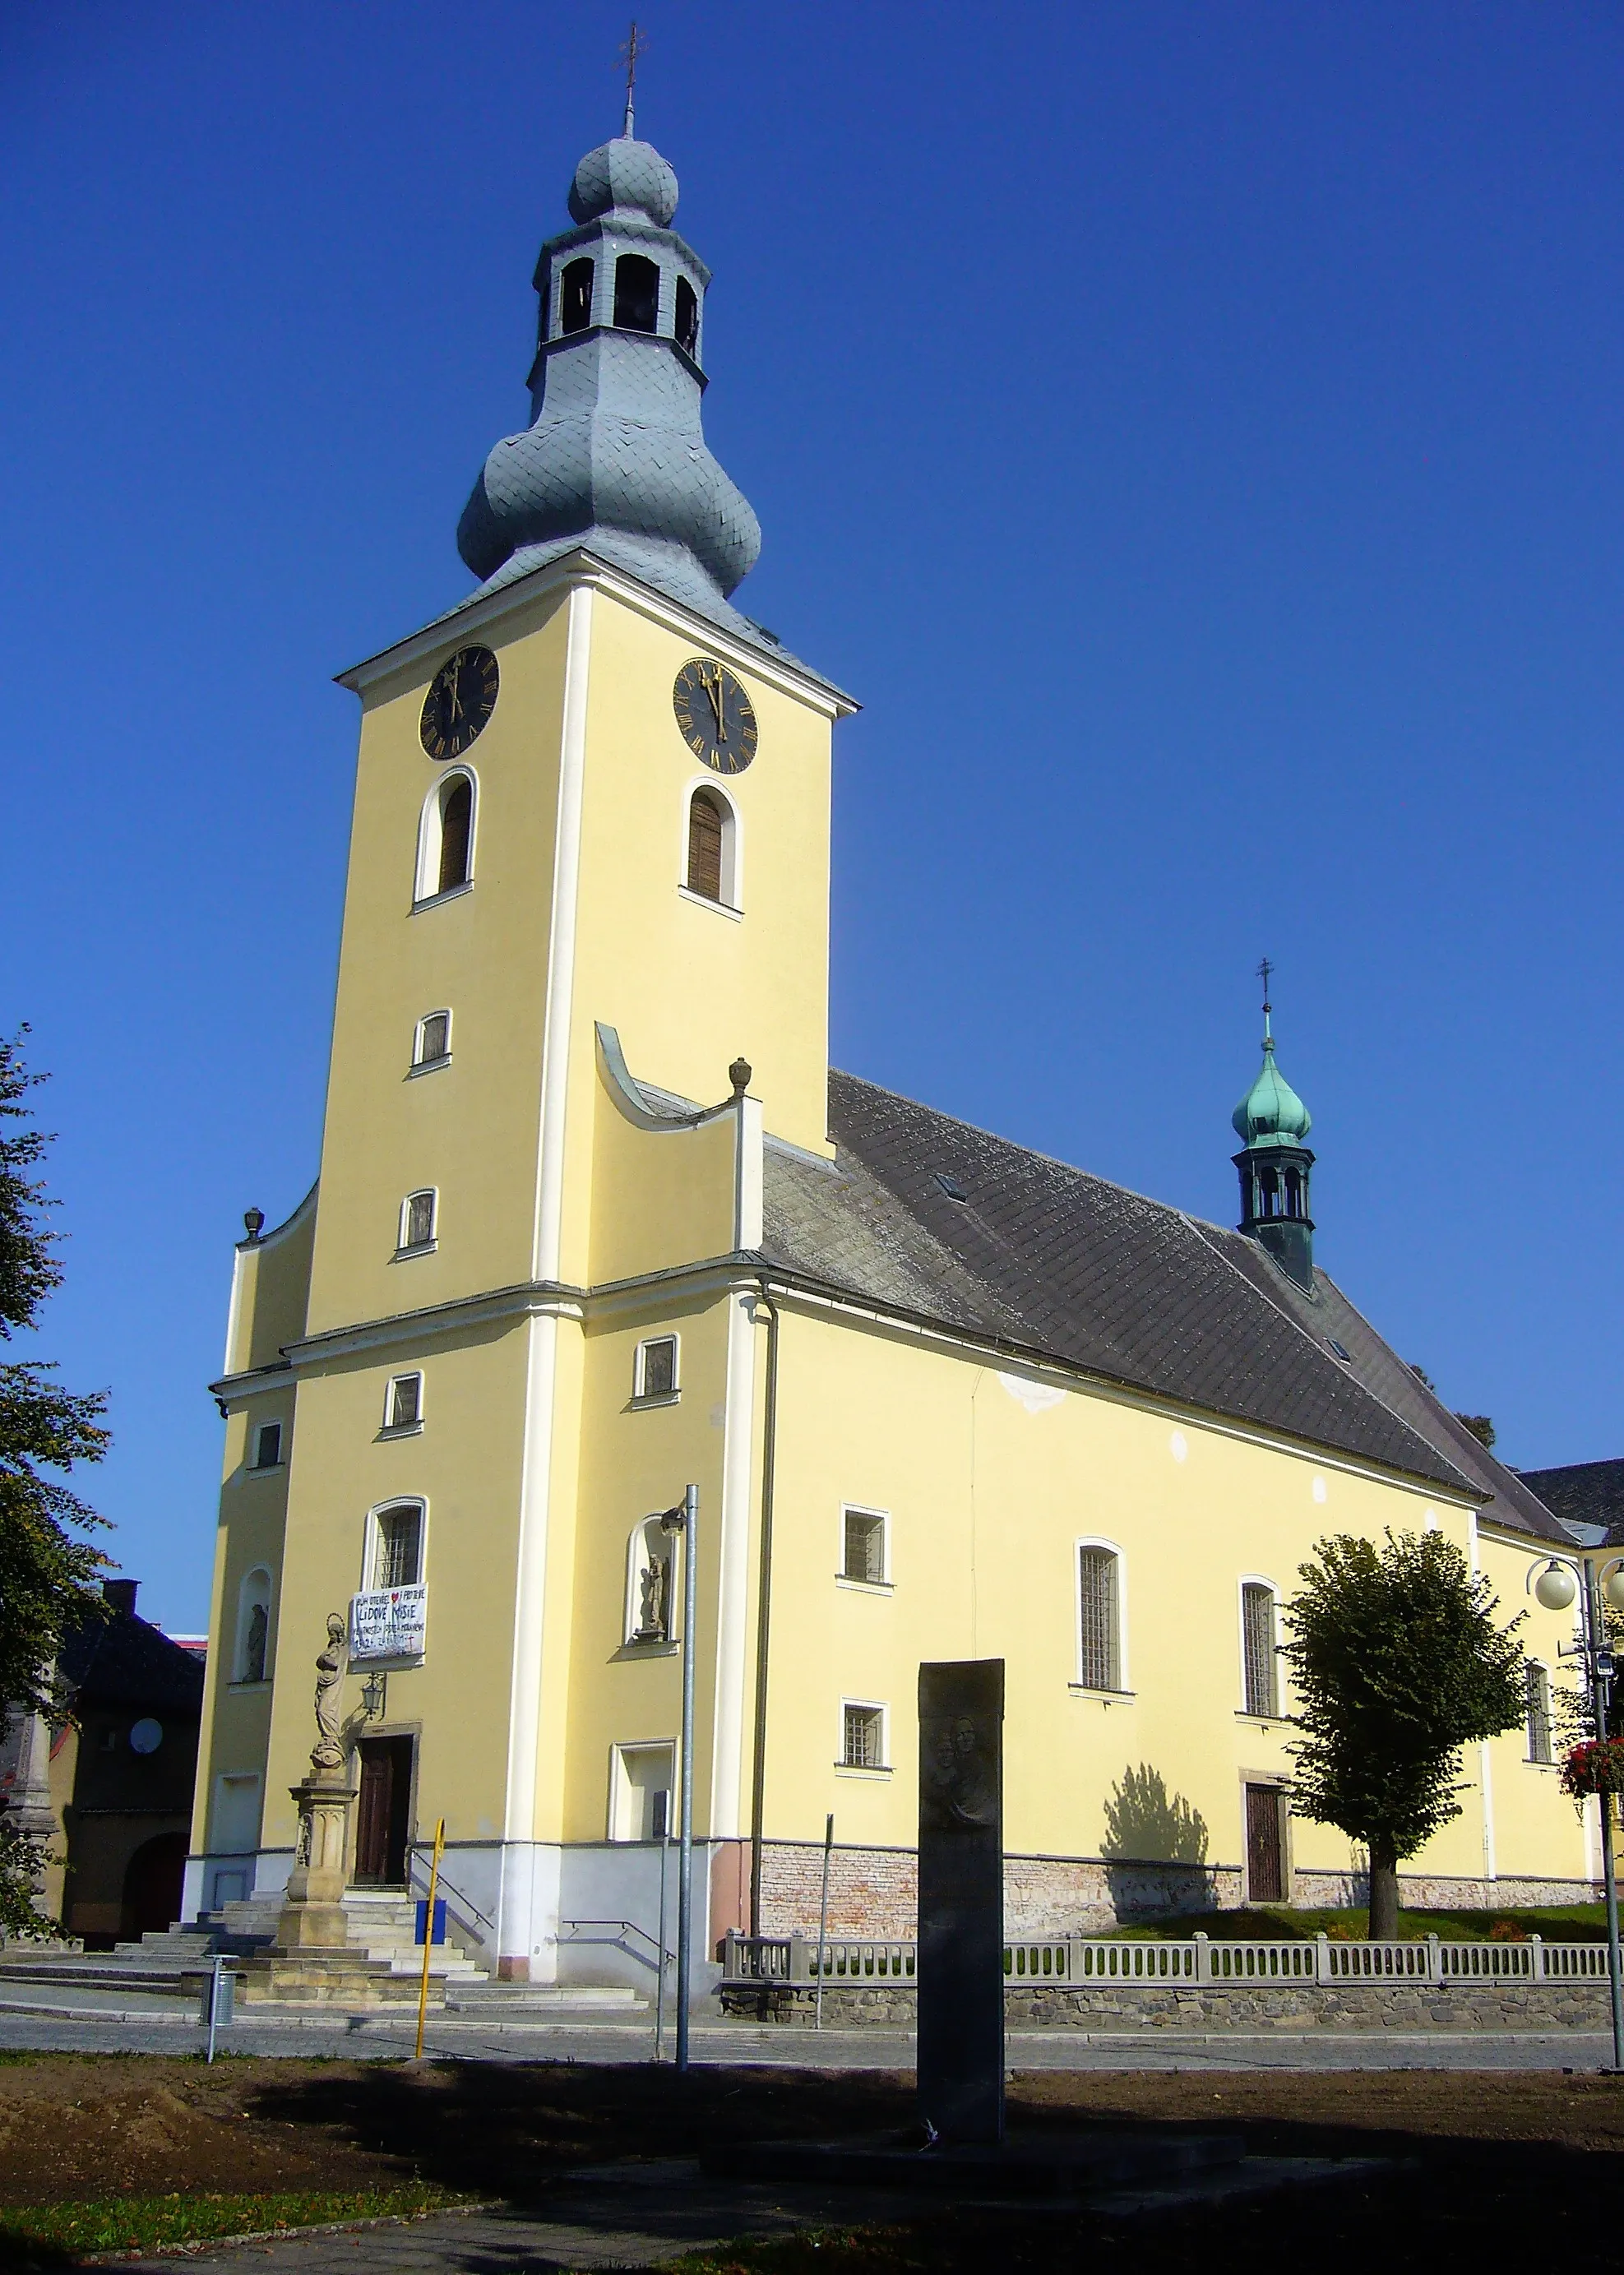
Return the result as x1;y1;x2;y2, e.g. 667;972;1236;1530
6;2;1622;1632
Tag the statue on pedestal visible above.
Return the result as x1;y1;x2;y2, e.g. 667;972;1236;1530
311;1612;347;1769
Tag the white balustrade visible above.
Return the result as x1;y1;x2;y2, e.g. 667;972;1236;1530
719;1927;1613;1987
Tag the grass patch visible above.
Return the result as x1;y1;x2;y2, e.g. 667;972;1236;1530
1106;1903;1614;1944
0;2180;473;2258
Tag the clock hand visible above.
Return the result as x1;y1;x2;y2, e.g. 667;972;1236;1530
706;667;726;739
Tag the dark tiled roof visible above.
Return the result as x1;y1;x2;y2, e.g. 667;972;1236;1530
760;1071;1569;1528
59;1609;206;1716
1515;1459;1624;1542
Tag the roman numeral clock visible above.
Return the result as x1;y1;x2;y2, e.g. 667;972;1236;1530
673;656;758;775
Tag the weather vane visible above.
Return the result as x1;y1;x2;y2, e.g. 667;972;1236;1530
618;20;645;137
1257;956;1274;1043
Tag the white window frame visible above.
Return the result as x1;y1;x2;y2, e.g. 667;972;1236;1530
608;1739;678;1842
411;1009;452;1073
623;1514;678;1647
1238;1575;1282;1719
382;1371;424;1436
837;1697;891;1775
677;775;744;918
1525;1658;1555;1765
632;1333;681;1404
249;1418;285;1472
362;1497;428;1594
397;1188;438;1255
1072;1536;1130;1695
414;768;478;906
838;1502;892;1591
233;1566;274;1685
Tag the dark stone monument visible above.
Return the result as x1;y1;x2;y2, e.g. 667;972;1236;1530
917;1658;1004;2145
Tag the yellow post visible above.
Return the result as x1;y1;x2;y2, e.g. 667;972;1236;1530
414;1817;446;2062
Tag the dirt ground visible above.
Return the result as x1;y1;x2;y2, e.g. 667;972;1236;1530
4;2059;1624;2268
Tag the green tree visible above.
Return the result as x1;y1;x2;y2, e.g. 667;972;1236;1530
1281;1531;1525;1940
0;1029;111;1931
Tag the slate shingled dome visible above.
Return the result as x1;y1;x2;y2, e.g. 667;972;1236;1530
456;132;762;630
567;136;679;226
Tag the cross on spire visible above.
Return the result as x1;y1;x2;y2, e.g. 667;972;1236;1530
618;20;645;137
1257;956;1274;1045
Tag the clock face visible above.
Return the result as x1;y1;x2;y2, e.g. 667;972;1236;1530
673;657;758;775
420;646;499;761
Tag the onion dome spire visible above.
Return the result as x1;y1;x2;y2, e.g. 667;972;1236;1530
1232;961;1317;1290
455;93;761;631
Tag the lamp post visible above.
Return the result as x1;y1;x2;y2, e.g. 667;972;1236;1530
659;1484;699;2075
1530;1550;1624;2070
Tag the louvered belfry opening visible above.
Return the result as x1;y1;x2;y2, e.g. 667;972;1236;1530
438;778;472;893
687;788;724;900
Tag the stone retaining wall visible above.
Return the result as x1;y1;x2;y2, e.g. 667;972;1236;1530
720;1977;1615;2032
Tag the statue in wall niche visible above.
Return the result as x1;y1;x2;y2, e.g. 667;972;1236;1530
243;1602;268;1685
311;1612;347;1770
636;1552;670;1643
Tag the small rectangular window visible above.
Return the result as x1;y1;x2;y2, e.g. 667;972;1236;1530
842;1703;886;1770
414;1011;451;1068
372;1505;423;1591
636;1336;678;1399
842;1509;886;1584
386;1374;422;1431
401;1191;436;1251
1077;1547;1119;1691
1242;1584;1279;1717
252;1422;282;1470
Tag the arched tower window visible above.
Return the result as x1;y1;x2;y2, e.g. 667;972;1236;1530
438;778;472;892
1283;1165;1302;1219
687;788;725;901
418;773;476;901
561;257;594;334
675;275;699;355
234;1566;273;1685
613;253;659;334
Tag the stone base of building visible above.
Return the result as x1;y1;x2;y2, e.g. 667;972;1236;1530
721;1978;1617;2032
758;1840;1603;1936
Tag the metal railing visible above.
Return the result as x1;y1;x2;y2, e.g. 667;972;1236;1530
720;1929;1614;1988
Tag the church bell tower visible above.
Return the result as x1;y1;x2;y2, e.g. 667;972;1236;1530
1232;965;1316;1291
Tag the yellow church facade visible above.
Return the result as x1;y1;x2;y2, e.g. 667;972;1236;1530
186;119;1599;1986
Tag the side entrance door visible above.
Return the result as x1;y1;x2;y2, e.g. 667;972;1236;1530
354;1736;414;1885
1244;1783;1285;1903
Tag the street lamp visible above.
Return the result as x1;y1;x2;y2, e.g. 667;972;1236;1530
658;1485;699;2075
1528;1551;1624;2069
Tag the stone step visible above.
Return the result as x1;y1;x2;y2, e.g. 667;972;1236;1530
0;1960;215;1997
445;1983;644;2011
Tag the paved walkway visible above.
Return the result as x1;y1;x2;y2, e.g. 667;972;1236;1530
0;2006;1616;2070
109;2152;1379;2273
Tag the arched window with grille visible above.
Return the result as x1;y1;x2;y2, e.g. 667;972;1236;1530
1076;1541;1125;1692
1525;1661;1553;1764
1240;1580;1279;1717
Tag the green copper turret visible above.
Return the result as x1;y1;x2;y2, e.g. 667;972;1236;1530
1232;973;1316;1290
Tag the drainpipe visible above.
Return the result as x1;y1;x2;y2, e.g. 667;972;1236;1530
747;1279;781;1937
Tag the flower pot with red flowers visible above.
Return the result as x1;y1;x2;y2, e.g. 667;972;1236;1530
1560;1738;1624;1800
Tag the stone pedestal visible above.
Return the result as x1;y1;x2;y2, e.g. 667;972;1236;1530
274;1768;357;1952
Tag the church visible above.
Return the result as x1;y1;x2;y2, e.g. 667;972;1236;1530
187;111;1597;1989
